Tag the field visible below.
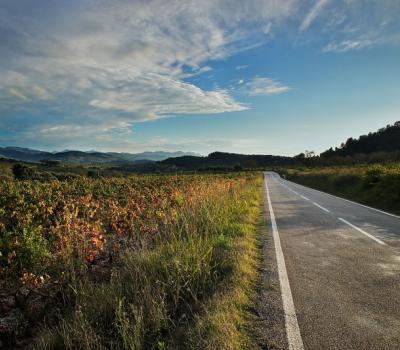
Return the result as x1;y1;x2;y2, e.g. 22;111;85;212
279;163;400;215
0;171;263;349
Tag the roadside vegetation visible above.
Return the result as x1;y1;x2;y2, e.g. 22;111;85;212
279;164;400;215
0;170;263;349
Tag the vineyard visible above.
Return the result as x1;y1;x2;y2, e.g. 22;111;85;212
0;172;262;349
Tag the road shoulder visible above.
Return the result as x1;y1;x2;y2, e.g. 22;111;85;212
249;193;288;350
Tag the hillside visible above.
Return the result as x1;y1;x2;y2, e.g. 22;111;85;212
161;151;294;169
321;121;400;157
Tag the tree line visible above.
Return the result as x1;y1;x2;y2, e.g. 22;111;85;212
321;121;400;158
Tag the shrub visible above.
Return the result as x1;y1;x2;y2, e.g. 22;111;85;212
12;164;37;180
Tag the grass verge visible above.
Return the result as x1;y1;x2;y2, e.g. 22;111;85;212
184;179;262;350
279;164;400;215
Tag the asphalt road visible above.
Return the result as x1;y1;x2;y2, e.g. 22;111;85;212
264;172;400;350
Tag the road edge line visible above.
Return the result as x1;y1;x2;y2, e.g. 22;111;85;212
265;174;304;350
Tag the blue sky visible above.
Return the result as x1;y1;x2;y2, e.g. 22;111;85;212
0;0;399;155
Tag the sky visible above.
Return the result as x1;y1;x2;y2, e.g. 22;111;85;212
0;0;399;156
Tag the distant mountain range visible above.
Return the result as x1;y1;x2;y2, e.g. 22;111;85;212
0;147;199;164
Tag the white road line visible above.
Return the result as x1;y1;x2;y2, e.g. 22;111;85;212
280;182;295;193
278;181;309;201
274;177;311;202
277;178;332;214
312;202;330;213
338;217;387;246
281;177;400;220
265;175;304;350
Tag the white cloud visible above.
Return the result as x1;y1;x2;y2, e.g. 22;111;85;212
300;0;330;32
7;88;29;101
88;74;246;117
243;77;291;96
322;39;374;52
30;85;52;100
297;0;400;51
0;0;297;138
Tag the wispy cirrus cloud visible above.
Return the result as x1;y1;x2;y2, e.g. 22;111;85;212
297;0;400;52
322;39;374;53
299;0;330;32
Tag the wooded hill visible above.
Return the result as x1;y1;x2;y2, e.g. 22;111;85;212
160;151;294;170
321;121;400;158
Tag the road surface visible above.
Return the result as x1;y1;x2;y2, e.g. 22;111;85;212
264;172;400;350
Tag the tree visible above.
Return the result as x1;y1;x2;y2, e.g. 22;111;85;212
294;152;305;159
304;150;315;158
320;147;335;158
